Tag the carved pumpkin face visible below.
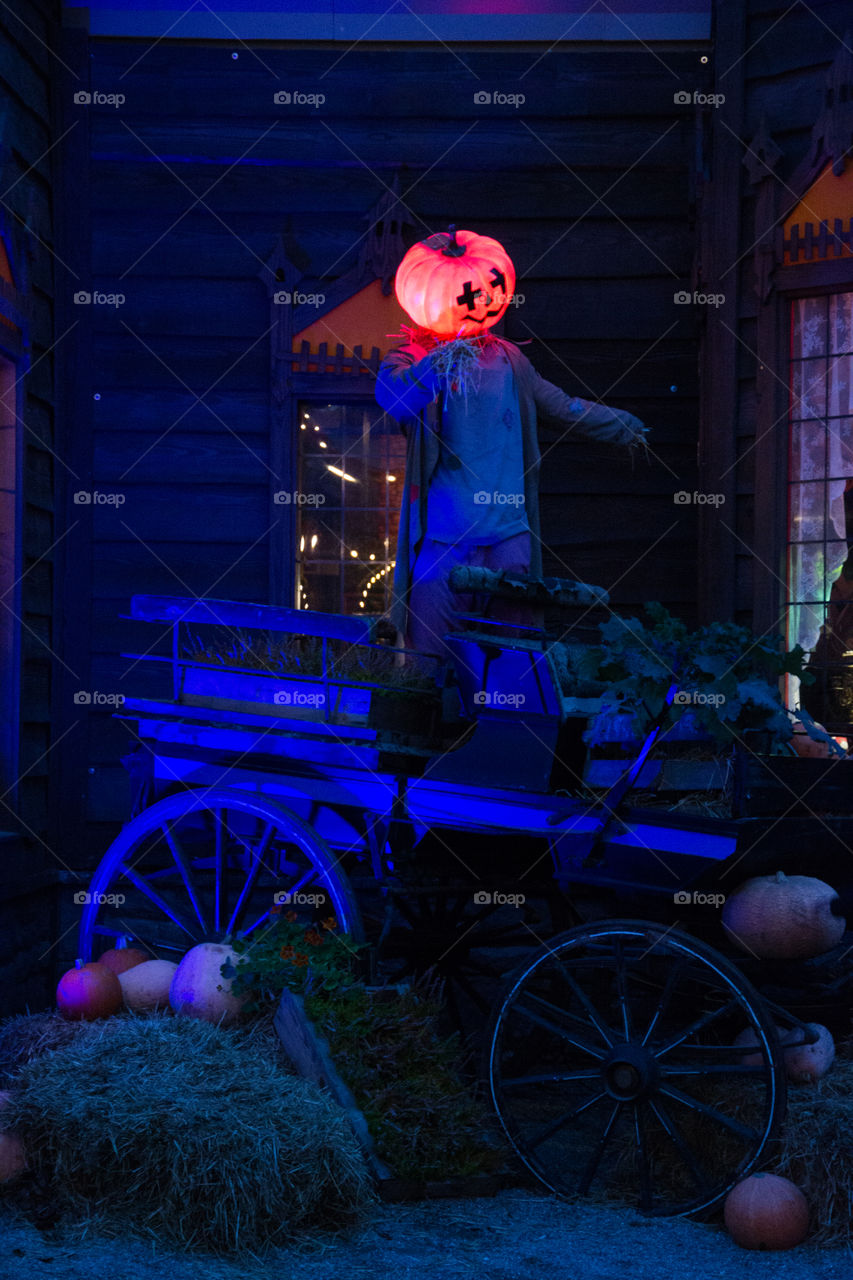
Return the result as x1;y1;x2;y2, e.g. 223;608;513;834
395;227;515;339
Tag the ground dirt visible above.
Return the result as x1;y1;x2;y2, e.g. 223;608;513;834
1;1188;851;1280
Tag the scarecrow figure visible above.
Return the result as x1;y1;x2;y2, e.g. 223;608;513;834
375;227;648;656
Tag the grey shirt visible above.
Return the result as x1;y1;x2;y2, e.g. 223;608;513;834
427;343;529;544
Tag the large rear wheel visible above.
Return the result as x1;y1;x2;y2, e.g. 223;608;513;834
485;920;786;1216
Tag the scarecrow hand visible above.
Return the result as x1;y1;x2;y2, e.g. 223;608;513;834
375;345;441;420
612;409;648;447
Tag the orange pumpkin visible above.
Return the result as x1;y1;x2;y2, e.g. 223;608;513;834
98;946;150;976
56;960;122;1021
722;871;845;959
395;226;515;339
724;1173;809;1249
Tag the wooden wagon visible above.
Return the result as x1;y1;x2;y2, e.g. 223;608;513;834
77;578;853;1219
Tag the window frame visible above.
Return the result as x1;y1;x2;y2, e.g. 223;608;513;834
753;265;853;728
292;390;405;616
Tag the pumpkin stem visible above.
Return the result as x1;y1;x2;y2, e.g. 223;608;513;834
775;870;787;882
441;224;466;258
75;958;84;969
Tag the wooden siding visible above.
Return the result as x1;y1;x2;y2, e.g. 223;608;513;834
710;0;853;629
0;0;62;1014
55;39;710;875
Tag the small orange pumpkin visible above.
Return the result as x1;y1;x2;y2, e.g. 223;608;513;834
56;960;122;1021
724;1172;809;1249
722;871;845;959
98;946;150;976
395;226;515;339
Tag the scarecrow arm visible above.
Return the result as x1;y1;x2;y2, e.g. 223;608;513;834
375;343;441;421
531;367;647;447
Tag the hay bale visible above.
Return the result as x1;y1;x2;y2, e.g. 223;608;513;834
0;1012;372;1253
770;1053;853;1244
0;1012;106;1084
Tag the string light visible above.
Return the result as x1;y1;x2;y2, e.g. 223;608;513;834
386;474;396;482
310;534;318;549
369;553;375;560
350;549;358;558
326;465;357;482
319;441;327;448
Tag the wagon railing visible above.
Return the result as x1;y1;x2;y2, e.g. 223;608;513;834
120;594;446;724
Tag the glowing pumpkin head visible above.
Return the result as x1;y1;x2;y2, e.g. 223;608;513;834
394;226;515;339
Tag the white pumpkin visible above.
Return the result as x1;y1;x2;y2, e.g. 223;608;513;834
119;959;179;1011
169;942;245;1025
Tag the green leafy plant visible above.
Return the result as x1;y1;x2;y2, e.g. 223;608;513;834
223;910;362;1012
578;602;810;749
221;914;502;1182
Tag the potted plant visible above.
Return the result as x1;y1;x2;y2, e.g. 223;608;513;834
576;603;813;797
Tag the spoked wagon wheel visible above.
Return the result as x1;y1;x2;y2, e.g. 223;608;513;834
78;787;363;963
485;920;786;1217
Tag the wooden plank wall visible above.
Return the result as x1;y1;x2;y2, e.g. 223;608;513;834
0;0;62;1014
64;40;708;870
730;0;853;628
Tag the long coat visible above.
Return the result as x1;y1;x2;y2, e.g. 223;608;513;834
375;337;645;638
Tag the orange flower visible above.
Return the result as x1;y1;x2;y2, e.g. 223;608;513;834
305;930;323;947
321;915;337;931
270;904;282;915
292;952;309;967
285;910;298;923
280;944;295;960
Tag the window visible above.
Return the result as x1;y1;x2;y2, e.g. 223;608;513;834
787;291;853;729
296;401;406;615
